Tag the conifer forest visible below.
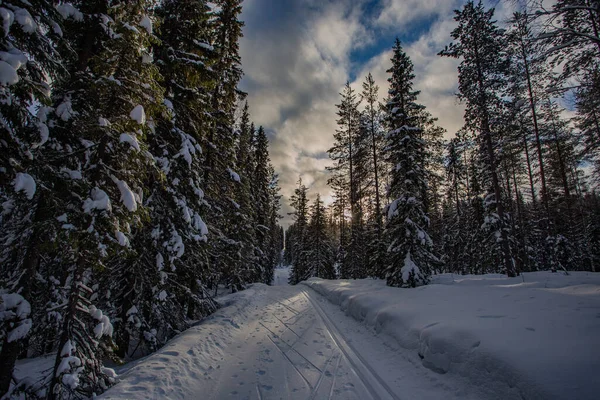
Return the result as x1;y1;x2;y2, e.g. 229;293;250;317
0;0;599;399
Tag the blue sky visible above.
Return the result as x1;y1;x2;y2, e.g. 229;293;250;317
238;0;520;226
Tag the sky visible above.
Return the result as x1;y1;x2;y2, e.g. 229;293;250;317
238;0;519;227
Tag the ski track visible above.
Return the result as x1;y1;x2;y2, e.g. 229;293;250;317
204;284;377;400
104;267;472;399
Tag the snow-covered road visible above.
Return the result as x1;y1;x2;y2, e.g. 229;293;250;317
103;267;469;400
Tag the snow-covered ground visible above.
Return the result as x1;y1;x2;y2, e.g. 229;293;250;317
102;276;408;399
273;265;292;286
303;271;600;400
79;269;598;399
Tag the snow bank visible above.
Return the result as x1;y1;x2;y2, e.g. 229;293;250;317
100;286;263;399
302;272;600;400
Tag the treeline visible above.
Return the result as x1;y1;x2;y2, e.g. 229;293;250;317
287;0;600;286
0;1;282;398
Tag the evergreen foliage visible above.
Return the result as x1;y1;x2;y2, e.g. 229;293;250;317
383;39;439;287
0;1;281;397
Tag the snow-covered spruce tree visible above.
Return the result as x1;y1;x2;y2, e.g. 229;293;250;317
119;0;218;357
0;1;65;395
383;39;439;287
327;82;361;278
202;0;246;293
439;1;517;277
41;1;166;395
327;176;350;277
348;113;372;280
288;179;310;285
440;138;468;272
496;101;533;274
307;194;336;279
440;132;492;275
360;73;387;278
253;126;277;283
539;98;581;271
283;223;296;266
265;168;283;281
416;107;445;264
503;13;550;271
230;103;258;284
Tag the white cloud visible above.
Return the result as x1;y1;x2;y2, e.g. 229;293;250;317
375;0;461;29
351;17;465;138
240;0;520;227
240;0;371;227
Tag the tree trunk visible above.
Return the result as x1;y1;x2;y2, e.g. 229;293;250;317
370;108;382;234
473;40;516;277
521;122;537;205
520;34;549;217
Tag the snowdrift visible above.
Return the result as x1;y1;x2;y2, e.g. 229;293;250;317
98;286;262;399
302;272;600;400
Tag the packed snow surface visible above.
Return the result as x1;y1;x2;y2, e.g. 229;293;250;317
102;281;406;400
46;270;590;399
273;265;292;286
